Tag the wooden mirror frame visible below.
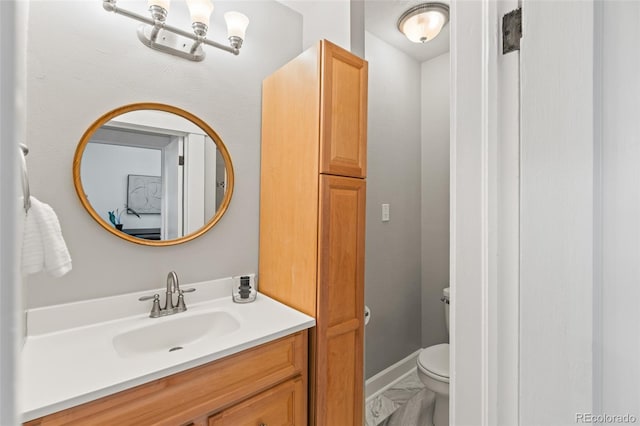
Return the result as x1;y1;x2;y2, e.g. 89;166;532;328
72;102;234;246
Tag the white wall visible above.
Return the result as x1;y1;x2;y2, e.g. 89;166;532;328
420;52;450;349
81;143;162;229
364;31;422;378
278;0;350;51
112;110;205;134
597;0;640;418
520;1;594;424
25;0;302;308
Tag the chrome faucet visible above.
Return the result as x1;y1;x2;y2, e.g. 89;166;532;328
139;271;196;318
165;271;178;310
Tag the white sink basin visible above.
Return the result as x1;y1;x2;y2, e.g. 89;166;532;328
112;310;241;358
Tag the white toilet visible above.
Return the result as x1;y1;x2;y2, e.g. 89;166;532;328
416;287;450;426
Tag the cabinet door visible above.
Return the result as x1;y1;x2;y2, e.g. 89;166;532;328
314;175;366;426
208;378;305;426
319;40;368;178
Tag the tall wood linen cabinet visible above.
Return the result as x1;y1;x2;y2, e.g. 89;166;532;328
259;40;367;426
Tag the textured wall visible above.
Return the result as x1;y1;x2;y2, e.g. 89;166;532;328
25;0;302;308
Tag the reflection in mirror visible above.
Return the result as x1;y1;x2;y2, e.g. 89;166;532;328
73;104;234;246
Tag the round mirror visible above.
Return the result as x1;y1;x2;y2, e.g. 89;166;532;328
73;103;234;246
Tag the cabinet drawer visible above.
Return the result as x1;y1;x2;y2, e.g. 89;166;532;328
25;331;307;426
209;378;305;426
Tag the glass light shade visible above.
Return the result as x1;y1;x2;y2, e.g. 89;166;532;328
224;11;249;39
398;4;449;43
148;0;170;12
186;0;214;27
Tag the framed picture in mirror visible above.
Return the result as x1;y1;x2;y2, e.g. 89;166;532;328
127;174;161;215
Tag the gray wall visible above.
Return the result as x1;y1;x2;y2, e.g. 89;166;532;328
364;38;450;379
364;32;422;379
420;52;450;348
25;0;302;308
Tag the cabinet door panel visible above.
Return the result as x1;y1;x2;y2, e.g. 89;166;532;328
209;378;305;426
325;329;360;425
320;41;368;178
315;175;365;426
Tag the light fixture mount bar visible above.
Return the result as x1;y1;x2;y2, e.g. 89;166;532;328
103;0;239;62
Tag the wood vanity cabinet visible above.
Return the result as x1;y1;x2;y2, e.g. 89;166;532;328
24;331;307;426
259;40;367;426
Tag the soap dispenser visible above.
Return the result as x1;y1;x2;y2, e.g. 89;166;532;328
232;275;257;303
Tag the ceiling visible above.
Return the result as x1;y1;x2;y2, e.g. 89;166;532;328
364;0;450;63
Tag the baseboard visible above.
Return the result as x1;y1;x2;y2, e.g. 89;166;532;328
365;349;421;401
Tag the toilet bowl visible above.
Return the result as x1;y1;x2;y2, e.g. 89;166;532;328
417;343;449;426
416;287;449;426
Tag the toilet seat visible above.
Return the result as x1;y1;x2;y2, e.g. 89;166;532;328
417;343;449;383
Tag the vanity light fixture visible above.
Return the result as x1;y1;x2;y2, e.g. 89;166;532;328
397;2;449;44
103;0;249;61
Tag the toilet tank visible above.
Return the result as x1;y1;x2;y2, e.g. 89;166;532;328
443;287;450;335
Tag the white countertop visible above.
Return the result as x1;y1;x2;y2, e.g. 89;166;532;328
21;276;315;422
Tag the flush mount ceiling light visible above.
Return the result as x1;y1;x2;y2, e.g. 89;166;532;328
397;3;449;44
103;0;249;62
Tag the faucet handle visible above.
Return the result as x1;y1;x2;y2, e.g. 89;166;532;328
139;294;162;317
175;288;196;312
139;294;160;301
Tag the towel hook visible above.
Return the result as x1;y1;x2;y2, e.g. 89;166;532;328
20;143;31;213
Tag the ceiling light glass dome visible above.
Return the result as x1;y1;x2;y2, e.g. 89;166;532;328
397;3;450;43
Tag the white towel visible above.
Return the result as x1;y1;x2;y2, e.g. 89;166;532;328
22;196;72;277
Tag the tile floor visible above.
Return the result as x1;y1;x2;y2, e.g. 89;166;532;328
365;370;436;426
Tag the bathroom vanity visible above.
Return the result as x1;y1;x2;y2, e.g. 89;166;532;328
22;277;314;425
25;331;307;426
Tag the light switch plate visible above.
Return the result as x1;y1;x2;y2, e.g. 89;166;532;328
382;204;390;222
